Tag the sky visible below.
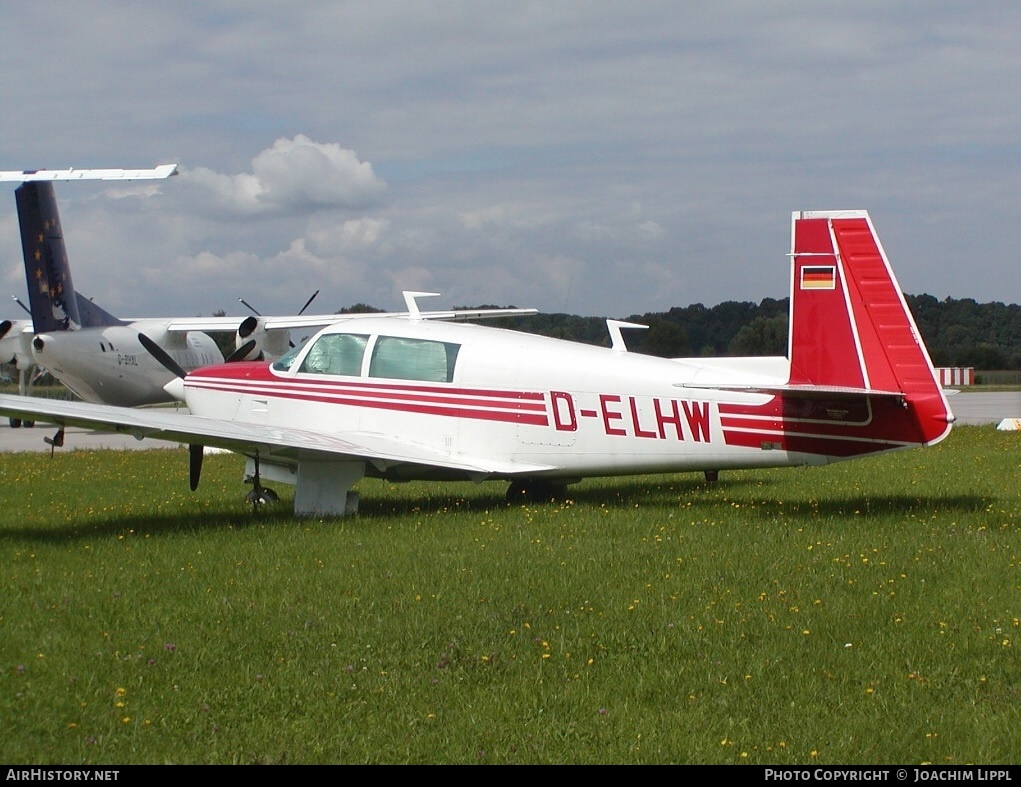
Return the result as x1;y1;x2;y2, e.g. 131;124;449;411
1;2;1019;320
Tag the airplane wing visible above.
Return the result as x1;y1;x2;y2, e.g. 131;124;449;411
0;165;178;182
0;394;555;477
150;308;538;333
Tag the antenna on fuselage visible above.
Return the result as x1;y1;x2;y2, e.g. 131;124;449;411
402;291;444;320
605;319;648;352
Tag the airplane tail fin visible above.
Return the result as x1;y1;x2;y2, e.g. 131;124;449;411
15;182;119;332
788;210;953;447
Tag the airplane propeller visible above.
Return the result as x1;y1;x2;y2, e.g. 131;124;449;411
238;289;319;350
137;332;187;379
0;320;11;341
137;330;278;505
238;289;320;319
189;444;203;492
136;331;205;491
225;336;259;363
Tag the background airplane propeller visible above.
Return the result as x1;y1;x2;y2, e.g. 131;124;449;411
237;289;319;352
226;325;259;363
137;331;188;379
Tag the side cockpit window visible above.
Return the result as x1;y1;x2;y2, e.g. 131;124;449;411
296;334;369;376
369;336;460;383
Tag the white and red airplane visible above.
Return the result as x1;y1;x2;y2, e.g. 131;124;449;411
0;210;954;517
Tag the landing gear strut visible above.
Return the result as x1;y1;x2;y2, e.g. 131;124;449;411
11;366;36;427
245;453;279;511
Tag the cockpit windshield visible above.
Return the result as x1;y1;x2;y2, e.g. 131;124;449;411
271;342;304;372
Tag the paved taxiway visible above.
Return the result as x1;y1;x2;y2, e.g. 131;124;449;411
946;390;1021;426
0;392;1018;454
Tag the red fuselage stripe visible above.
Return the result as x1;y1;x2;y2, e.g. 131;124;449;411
187;379;550;426
188;370;546;401
187;379;547;412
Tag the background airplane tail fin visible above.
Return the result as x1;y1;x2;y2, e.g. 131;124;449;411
788;210;953;446
15;182;119;332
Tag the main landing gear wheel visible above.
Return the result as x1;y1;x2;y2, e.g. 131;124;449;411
506;480;568;504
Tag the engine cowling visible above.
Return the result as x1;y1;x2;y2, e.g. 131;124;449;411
234;316;291;362
0;321;35;370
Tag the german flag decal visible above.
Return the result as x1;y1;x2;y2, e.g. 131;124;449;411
800;265;836;290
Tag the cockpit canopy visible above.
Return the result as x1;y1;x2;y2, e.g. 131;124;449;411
273;332;460;383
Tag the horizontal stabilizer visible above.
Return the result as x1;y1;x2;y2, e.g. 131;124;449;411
680;382;905;400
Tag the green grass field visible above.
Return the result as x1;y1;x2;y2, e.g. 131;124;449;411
1;427;1018;764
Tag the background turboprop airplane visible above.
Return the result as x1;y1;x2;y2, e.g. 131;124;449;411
0;165;227;411
0;210;955;518
0;166;537;414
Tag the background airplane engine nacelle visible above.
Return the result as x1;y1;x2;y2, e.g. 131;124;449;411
0;321;34;370
0;320;16;365
234;316;291;361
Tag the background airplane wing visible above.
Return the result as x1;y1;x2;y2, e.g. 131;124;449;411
0;395;554;477
0;165;178;182
161;307;538;333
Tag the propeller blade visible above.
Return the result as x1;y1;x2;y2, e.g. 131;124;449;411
11;295;31;316
226;338;258;363
0;320;11;341
298;289;320;316
189;443;204;491
237;296;262;317
138;332;187;379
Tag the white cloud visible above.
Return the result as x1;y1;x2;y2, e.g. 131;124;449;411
181;135;387;217
305;217;391;256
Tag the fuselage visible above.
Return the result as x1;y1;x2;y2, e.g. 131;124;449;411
179;317;932;482
32;323;223;407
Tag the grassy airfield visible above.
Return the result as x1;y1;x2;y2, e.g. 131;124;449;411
1;426;1018;764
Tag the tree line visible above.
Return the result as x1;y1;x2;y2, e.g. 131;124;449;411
466;294;1021;369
